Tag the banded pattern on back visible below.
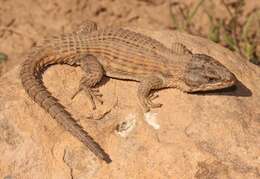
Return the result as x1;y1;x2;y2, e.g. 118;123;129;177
41;29;175;79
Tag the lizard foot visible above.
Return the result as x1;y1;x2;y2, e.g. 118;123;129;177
137;76;164;112
141;92;162;112
71;86;103;110
147;92;162;108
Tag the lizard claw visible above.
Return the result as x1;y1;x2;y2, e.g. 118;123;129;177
148;92;159;101
146;92;162;109
71;87;103;110
91;88;104;105
71;88;82;100
140;92;162;112
147;100;162;108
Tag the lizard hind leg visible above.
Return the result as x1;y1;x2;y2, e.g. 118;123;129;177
71;55;104;110
138;76;165;112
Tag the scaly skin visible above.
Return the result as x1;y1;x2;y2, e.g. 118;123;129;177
20;20;236;163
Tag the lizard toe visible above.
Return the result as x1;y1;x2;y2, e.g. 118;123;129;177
147;92;162;109
147;99;162;109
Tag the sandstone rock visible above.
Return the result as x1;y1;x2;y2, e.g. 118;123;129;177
0;29;259;179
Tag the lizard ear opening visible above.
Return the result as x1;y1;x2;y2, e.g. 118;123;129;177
171;42;192;55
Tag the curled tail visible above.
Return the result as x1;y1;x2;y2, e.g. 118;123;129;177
20;49;111;163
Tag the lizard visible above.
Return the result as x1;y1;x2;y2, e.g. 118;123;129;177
20;20;237;163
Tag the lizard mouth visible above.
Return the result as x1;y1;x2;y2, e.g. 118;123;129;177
187;77;236;92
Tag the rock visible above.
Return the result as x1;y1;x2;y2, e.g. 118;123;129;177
0;29;259;179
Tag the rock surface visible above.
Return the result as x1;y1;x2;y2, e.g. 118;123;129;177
0;29;259;179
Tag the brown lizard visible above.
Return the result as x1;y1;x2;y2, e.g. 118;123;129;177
20;20;237;163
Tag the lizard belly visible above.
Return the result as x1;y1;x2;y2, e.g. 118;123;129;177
104;69;142;81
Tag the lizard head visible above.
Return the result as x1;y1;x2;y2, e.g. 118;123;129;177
180;54;237;92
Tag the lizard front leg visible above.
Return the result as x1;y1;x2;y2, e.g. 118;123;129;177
72;55;104;109
138;76;165;112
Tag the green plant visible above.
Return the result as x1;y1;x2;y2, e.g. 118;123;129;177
169;0;205;33
169;0;260;66
0;52;8;63
209;0;259;65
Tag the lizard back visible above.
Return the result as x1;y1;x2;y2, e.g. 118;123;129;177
46;28;178;80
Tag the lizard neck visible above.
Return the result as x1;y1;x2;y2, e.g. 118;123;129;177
163;54;192;89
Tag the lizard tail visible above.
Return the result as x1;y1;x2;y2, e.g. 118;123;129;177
20;49;112;163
